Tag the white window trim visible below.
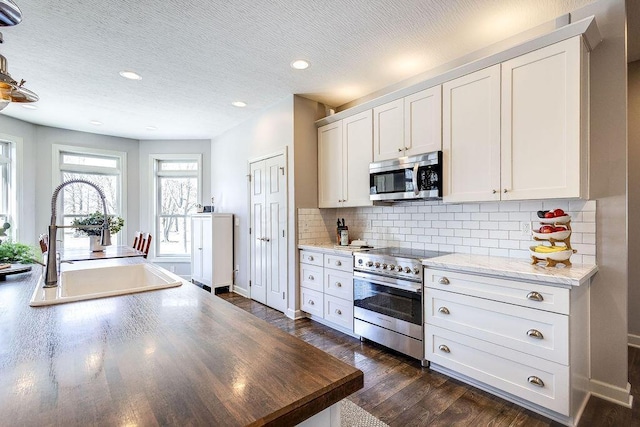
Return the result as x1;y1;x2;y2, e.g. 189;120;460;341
149;153;202;262
0;133;23;241
51;144;128;245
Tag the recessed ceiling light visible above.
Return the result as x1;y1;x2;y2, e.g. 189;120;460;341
21;104;38;110
89;120;103;126
146;126;157;131
231;101;247;108
119;70;142;80
290;59;310;70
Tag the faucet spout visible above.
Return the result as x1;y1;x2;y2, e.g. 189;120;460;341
44;179;112;287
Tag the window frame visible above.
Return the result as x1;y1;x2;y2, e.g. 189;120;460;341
150;153;202;261
52;144;127;248
0;134;23;241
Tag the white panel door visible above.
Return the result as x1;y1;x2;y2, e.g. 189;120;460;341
342;110;373;208
404;86;442;156
264;155;287;313
318;121;344;208
373;99;404;162
443;65;501;203
501;37;583;200
249;154;287;312
250;161;267;304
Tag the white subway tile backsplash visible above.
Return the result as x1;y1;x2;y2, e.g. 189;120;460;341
297;199;597;265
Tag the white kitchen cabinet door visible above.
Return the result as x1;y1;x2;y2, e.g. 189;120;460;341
318;121;344;208
373;99;404;162
404;86;442;156
443;65;501;203
191;214;232;289
501;36;584;200
342;110;373;207
191;215;205;283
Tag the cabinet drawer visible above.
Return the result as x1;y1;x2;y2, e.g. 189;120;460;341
300;264;324;292
425;269;570;315
426;325;569;415
324;295;353;331
301;287;323;318
325;254;353;273
300;250;324;267
426;288;568;364
325;269;353;301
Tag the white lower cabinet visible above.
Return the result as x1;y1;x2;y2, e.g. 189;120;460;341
299;250;354;334
425;268;588;425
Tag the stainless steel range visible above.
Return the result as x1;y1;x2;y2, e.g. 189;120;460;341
353;248;447;362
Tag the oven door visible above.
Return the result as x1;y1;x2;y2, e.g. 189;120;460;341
353;272;422;326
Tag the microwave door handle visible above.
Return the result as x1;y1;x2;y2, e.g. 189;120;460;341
412;164;419;195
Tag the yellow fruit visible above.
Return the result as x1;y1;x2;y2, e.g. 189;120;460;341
533;245;567;253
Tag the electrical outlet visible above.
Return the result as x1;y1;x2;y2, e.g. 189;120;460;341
521;221;532;237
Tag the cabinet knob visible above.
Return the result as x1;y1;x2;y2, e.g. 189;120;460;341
438;307;450;315
335;309;342;315
308;256;314;261
438;277;450;285
308;300;314;306
492;189;497;194
398;148;403;152
503;188;508;193
336;261;342;266
336;282;342;288
527;376;545;388
264;237;270;242
438;344;451;353
526;291;544;302
527;329;544;339
308;275;314;280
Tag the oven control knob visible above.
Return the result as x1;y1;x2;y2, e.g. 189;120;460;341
404;267;411;273
397;266;403;272
388;264;394;270
382;263;388;269
413;267;421;274
366;261;373;267
375;262;381;268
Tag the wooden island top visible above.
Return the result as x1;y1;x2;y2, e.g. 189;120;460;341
0;259;363;426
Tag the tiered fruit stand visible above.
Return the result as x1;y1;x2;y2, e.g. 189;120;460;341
530;214;577;267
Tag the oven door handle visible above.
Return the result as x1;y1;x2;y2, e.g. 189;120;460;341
412;163;419;195
354;272;422;293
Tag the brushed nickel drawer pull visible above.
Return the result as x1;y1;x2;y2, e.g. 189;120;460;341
526;291;544;302
527;329;544;339
336;282;342;287
438;344;450;353
308;300;314;306
438;277;450;285
438;307;450;315
335;309;342;315
308;275;314;280
335;260;342;266
308;255;314;261
527;376;545;387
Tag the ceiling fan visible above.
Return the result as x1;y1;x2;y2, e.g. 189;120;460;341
0;0;38;112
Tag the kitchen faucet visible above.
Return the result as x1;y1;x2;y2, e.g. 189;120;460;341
44;179;112;287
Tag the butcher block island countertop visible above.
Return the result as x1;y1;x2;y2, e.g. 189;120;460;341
0;258;363;426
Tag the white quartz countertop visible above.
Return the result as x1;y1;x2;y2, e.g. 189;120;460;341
422;253;597;287
298;243;368;256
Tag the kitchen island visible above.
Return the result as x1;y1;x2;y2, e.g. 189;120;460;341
0;259;363;426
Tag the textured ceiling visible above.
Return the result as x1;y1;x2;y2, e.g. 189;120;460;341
0;0;601;140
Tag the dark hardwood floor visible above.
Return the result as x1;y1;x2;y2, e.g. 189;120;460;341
216;291;639;426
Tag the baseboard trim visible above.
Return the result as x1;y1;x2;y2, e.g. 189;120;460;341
628;333;640;348
231;285;249;298
287;308;305;320
589;379;633;408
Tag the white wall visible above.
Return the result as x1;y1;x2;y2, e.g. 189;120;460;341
138;139;211;276
628;60;640;340
211;96;295;297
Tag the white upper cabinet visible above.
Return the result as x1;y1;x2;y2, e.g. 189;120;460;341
444;36;586;203
404;86;442;157
318;110;373;208
443;65;501;203
373;87;442;162
373;99;404;162
501;36;585;200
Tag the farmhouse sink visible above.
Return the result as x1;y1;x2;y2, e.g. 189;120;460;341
30;262;182;306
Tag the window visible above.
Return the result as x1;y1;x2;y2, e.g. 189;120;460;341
153;156;201;257
53;146;126;249
0;140;11;229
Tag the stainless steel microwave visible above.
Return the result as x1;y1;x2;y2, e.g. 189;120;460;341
369;151;442;201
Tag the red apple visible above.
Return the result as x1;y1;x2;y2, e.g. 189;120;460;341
552;209;565;217
544;212;555;218
540;225;554;233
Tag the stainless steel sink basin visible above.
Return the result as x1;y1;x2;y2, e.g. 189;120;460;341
30;262;182;306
